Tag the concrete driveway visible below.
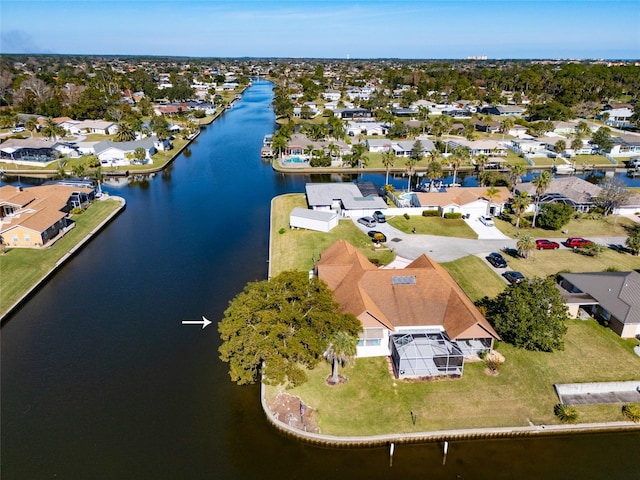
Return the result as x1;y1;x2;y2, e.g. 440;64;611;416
464;215;510;240
351;217;629;264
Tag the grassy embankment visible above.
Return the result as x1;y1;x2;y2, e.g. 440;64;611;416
265;318;640;436
266;194;640;435
0;199;122;317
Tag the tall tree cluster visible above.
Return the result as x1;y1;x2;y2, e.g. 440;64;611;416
218;271;361;388
479;277;569;352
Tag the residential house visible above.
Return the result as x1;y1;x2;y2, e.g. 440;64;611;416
598;108;634;129
0;184;94;248
558;271;640;339
304;182;387;218
474;121;501;134
515;177;601;213
509;138;547;155
609;135;640;157
332;108;373;120
446;138;507;157
70;120;117;136
347;121;386;137
284;134;350;159
93;136;169;166
414;186;511;218
321;90;341;101
507;125;529;138
316;240;500;378
0;138;61;165
481;105;525;117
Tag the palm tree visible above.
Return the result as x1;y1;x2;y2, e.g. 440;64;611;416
449;147;468;186
508;164;526;191
116;121;136;142
511;191;531;228
271;132;288;159
381;148;396;187
517;234;535;259
326;142;339;162
499;117;515;139
324;332;358;384
484;186;500;216
570;136;583;154
351;143;368;169
426;159;442;183
554;139;566;156
404;157;417;191
25;118;37;137
475;153;489;176
462;121;475;141
531;170;552;228
304;144;315;160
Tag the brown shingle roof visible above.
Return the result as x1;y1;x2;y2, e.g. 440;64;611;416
316;240;499;340
415;186;511;208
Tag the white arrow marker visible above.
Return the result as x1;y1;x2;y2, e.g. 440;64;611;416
181;316;212;329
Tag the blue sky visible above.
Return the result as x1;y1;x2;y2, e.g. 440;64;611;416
1;1;639;59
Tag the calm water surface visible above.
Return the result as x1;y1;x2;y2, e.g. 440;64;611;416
1;81;638;480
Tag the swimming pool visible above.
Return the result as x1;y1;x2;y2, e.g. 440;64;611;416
284;155;308;164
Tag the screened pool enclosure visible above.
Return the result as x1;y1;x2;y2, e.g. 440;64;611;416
390;330;464;378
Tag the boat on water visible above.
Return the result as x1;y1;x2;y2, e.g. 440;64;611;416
553;164;576;175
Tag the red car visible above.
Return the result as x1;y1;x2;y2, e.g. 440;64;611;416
536;239;560;250
565;237;592;249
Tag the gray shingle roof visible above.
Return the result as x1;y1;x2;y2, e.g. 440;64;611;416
560;271;640;325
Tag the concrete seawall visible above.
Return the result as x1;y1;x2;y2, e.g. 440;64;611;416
260;381;640;447
1;196;126;322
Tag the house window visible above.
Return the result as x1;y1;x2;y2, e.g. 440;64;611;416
358;328;384;347
24;234;31;243
12;234;18;243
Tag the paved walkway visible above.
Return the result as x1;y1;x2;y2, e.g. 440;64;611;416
352;218;630;264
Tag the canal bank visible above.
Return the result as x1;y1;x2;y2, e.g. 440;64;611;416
0;195;126;321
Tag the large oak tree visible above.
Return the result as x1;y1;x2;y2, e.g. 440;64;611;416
218;271;361;387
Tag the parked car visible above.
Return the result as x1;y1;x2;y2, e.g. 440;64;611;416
535;239;560;250
479;215;494;227
503;271;525;284
486;252;508;268
357;216;376;228
372;210;386;223
565;237;592;249
12;126;26;133
367;230;387;243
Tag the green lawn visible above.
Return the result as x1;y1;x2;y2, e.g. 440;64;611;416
265;318;640;436
0;199;122;317
495;215;637;239
388;214;478;238
502;248;640;278
442;255;506;301
269;194;394;276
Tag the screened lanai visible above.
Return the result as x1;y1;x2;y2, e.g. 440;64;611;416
390;330;464;378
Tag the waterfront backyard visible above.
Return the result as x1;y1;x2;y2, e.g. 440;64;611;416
265;317;640;436
267;195;640;435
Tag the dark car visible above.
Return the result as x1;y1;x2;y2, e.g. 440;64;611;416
503;271;525;284
565;237;592;249
372;210;386;223
536;239;560;250
367;230;387;243
357;216;376;228
486;252;508;268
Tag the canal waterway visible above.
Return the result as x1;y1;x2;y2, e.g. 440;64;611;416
1;80;638;480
